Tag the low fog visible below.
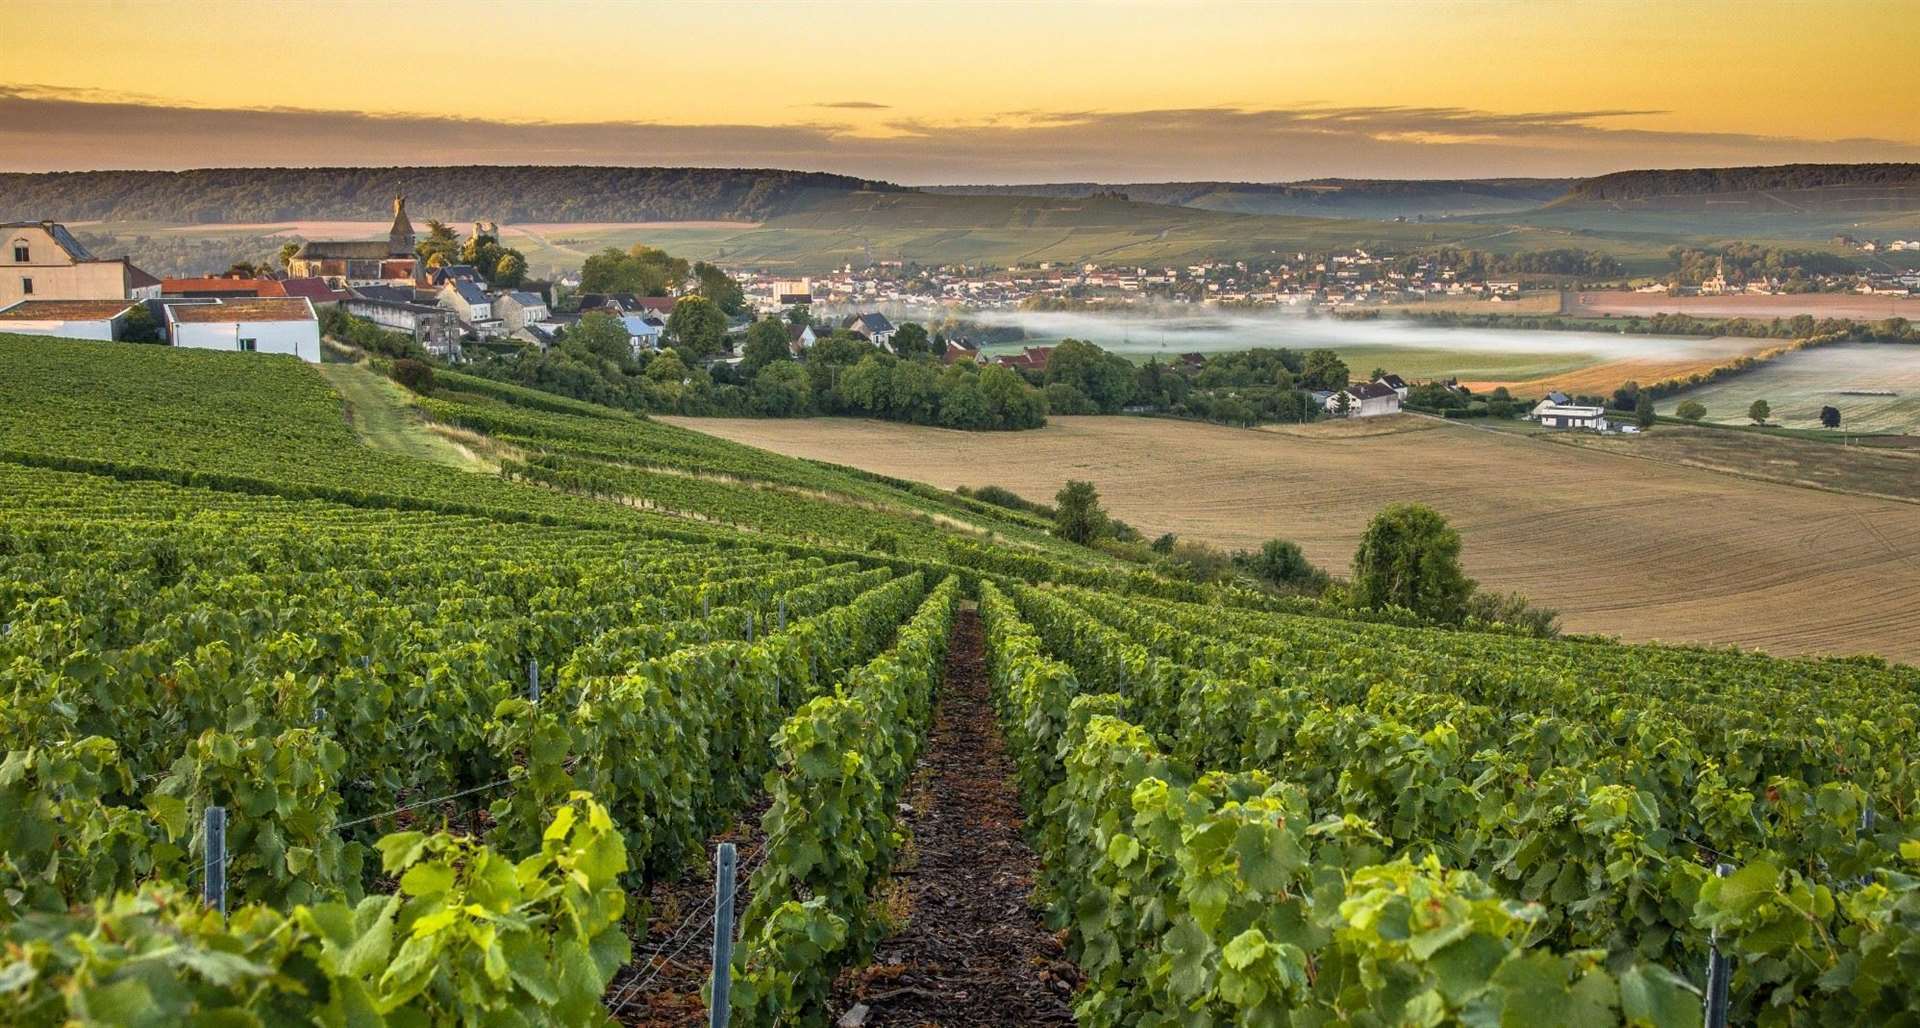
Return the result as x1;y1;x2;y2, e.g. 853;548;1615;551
961;308;1714;360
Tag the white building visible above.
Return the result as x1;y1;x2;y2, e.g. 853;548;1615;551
1325;381;1402;417
496;291;550;332
0;299;136;340
164;297;320;362
1531;401;1609;431
842;312;897;350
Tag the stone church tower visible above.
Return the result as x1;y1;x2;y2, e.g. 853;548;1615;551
388;195;416;257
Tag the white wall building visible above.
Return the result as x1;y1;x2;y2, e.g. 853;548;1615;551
1325;381;1402;417
0;299;135;340
1532;401;1609;431
164;297;320;363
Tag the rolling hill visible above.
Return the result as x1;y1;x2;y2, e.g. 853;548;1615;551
928;177;1575;219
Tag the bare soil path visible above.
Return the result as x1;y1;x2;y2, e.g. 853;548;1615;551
834;608;1080;1026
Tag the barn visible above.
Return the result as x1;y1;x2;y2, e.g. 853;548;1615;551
0;299;136;340
1533;401;1610;431
164;297;321;363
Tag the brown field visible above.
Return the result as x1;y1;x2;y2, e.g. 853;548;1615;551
1570;291;1920;321
1375;292;1565;315
662;414;1920;662
1467;335;1775;394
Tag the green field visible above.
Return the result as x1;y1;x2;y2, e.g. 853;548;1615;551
1656;341;1920;433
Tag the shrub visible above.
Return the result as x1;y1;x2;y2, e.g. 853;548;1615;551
1676;400;1706;421
390;358;435;394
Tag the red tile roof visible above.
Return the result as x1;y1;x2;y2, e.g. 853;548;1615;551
166;298;316;324
162;277;286;297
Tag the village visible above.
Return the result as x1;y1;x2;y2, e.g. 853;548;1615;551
0;199;1829;437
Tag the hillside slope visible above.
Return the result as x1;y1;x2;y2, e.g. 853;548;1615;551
0;165;907;223
928;177;1573;218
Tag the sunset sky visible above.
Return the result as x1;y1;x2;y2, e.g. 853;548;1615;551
4;0;1917;182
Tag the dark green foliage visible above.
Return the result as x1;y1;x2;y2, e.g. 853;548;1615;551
1350;503;1476;623
580;245;685;297
317;307;425;360
1044;339;1136;413
389;358;434;394
119;304;161;344
665;295;727;359
1234;538;1329;593
1821;405;1841;428
1053;480;1107;545
692;261;746;315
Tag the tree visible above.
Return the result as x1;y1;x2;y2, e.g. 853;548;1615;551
1332;391;1352;416
740;319;791;373
1045;338;1135;413
416;220;460;268
1676;400;1706;421
1820;405;1841;429
1611;380;1641;411
751;361;811;416
1350;503;1476;623
840;353;898;415
1053;480;1108;545
278;242;301;270
665;295;726;359
1635;393;1656;429
493;253;528;289
569;312;633;365
786;306;812;327
226;261;261;278
120;304;162;343
692;261;746;315
644;348;689;383
889;322;932;358
1748;399;1771;425
1238;539;1328;593
1302;349;1350;391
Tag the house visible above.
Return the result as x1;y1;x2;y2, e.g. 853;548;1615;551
495;291;551;332
438;281;501;335
787;322;818;356
0;299;137;340
2;221;161;306
277;277;348;306
420;264;482;288
1177;352;1208;370
994;345;1054;373
1374;373;1410;398
286;196;419;286
164;297;320;362
942;337;980;364
341;295;463;359
575;293;668;316
620;314;664;355
1528;393;1574;420
1325;381;1402;417
842;312;897;350
1532;401;1609;431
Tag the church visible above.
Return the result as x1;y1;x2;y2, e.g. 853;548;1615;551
287;197;419;286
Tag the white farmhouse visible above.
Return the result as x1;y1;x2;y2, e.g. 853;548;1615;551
621;314;665;356
1325;380;1402;417
1532;401;1609;431
0;299;137;340
842;312;897;350
438;281;502;336
164;297;320;362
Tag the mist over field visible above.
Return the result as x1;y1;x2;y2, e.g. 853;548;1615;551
960;308;1717;360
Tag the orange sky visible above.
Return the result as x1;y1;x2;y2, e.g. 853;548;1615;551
3;0;1916;181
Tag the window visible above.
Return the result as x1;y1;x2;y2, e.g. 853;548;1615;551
237;338;257;352
11;244;27;262
20;277;31;295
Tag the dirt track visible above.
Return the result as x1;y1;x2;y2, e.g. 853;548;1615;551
663;414;1920;662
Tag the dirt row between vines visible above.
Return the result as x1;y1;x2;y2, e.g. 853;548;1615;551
831;607;1080;1025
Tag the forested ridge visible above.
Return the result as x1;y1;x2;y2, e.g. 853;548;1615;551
0;166;908;224
1559;162;1920;203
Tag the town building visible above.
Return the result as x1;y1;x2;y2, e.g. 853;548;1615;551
842;312;897;349
286;197;419;286
0;299;138;340
2;222;161;306
164;298;321;362
786;322;818;355
341;294;463;359
495;291;551;332
437;281;502;336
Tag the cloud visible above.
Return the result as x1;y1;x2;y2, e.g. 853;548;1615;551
2;84;1915;183
810;100;891;110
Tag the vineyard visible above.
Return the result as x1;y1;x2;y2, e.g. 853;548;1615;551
1;334;1917;1025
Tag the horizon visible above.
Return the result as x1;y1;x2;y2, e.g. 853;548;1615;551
5;0;1918;182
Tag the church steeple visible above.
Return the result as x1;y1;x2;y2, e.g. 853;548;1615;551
388;195;416;256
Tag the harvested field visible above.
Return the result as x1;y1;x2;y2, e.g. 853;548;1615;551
662;414;1920;662
1655;342;1920;434
1467;334;1772;394
1570;291;1920;321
